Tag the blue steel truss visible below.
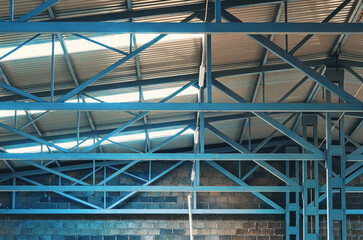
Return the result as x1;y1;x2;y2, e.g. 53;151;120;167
0;1;362;240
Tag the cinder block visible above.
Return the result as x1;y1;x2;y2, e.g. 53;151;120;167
77;237;89;240
129;237;141;240
116;236;128;240
160;229;173;235
90;237;102;240
64;236;77;240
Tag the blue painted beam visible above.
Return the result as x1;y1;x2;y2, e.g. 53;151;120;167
0;102;361;112
16;0;60;22
206;35;212;103
347;153;362;161
0;185;302;192
1;208;362;215
0;153;325;161
215;0;221;23
1;22;362;34
0;209;286;214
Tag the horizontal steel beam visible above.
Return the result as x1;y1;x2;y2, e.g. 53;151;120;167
0;209;285;214
0;102;361;112
0;22;362;34
1;209;361;215
0;185;302;192
347;154;363;161
0;185;361;193
0;153;324;161
1;185;360;193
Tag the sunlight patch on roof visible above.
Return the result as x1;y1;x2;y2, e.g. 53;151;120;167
68;85;198;103
5;127;194;153
0;34;203;61
0;85;197;119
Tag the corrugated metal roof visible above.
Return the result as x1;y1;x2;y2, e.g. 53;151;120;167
278;0;355;23
0;0;361;165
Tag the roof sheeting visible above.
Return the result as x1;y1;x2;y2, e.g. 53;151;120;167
0;0;361;167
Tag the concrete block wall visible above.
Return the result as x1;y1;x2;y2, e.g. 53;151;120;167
318;216;363;240
0;215;285;240
0;161;362;239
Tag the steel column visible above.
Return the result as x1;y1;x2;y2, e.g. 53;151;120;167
302;114;319;240
285;146;300;240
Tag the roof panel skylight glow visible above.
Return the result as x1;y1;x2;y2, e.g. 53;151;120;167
69;86;198;103
5;127;194;153
0;85;197;119
0;110;45;118
0;34;202;62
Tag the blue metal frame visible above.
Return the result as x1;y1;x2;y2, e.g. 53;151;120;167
0;102;361;112
0;5;361;240
0;22;362;34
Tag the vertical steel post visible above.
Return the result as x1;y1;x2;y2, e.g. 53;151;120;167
9;0;14;22
193;159;200;209
215;0;221;23
284;0;288;52
302;114;319;240
14;110;17;128
12;176;15;209
200;87;205;153
325;67;346;240
93;137;96;185
326;108;334;240
206;35;212;103
76;95;80;152
51;34;55;102
103;165;107;209
285;146;300;240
